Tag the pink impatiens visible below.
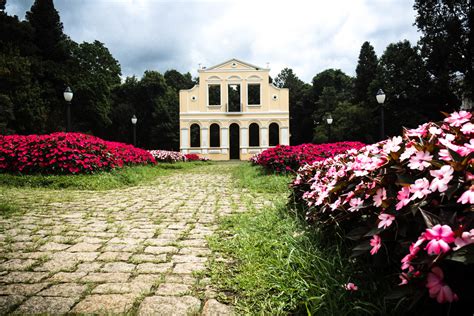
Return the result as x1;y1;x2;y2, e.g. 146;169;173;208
429;165;454;193
370;235;381;255
424;225;455;255
426;267;458;303
378;213;395;229
408;150;433;170
290;111;473;307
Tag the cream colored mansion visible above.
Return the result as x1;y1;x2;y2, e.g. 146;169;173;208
179;58;290;160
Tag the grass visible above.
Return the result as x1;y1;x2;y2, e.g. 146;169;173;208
0;161;210;190
207;163;384;315
231;163;292;194
0;199;22;218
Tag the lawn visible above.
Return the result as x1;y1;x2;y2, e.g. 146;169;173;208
208;163;392;315
0;161;210;190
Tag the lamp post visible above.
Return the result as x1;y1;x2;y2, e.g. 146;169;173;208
63;87;73;132
326;113;333;142
376;89;386;140
131;115;137;146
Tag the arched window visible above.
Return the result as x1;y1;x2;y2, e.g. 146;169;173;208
249;123;259;147
269;123;279;146
210;124;220;147
190;124;200;147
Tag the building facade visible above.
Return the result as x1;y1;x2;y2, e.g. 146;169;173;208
179;58;290;160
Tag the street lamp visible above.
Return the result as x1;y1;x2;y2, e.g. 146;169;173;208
376;89;386;140
63;87;73;132
131;115;137;146
326;113;333;142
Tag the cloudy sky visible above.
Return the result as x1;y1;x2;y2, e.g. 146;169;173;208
6;0;421;82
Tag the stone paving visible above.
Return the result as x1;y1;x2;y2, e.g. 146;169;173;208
0;164;270;315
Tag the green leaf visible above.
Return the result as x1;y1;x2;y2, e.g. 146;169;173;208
385;285;414;300
346;226;370;241
350;240;371;258
419;209;441;228
446;244;474;264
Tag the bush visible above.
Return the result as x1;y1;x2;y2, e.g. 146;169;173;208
149;150;186;163
291;111;474;314
184;153;209;161
0;132;155;174
251;142;365;173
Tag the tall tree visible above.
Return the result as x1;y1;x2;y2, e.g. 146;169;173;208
373;40;432;136
25;0;71;132
354;41;378;103
414;0;472;103
274;68;313;144
69;40;121;135
26;0;67;61
164;70;194;92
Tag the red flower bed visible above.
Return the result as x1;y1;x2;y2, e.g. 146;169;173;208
251;142;365;173
291;111;474;313
184;153;209;162
0;132;155;174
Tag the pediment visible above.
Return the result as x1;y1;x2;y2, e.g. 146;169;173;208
206;58;265;71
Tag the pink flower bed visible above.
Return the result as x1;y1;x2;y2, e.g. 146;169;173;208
0;132;155;174
251;142;365;173
149;150;186;163
291;111;474;310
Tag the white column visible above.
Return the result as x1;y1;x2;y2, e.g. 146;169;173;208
201;127;209;154
281;127;289;145
241;127;248;154
180;128;188;154
261;127;268;147
221;127;229;154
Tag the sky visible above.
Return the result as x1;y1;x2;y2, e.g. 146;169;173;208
5;0;421;82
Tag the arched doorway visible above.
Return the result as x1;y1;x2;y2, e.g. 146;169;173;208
229;123;240;159
269;122;280;146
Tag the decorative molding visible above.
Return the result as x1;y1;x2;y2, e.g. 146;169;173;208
203;58;268;71
180;111;289;115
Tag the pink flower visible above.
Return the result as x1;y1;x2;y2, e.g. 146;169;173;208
400;145;418;161
396;187;411;210
438;149;452;161
383;136;403;153
444;110;472;127
424;224;455;255
370;235;381;255
344;282;358;291
429;165;454;193
409;178;431;200
408;151;433;170
461;122;474;134
401;242;420;270
373;188;387;207
454;229;474;250
349;197;364;212
457;187;474;204
426;267;459;303
378;213;395;229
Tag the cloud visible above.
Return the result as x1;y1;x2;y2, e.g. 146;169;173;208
5;0;420;82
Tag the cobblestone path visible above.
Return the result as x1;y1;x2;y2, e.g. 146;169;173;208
0;163;270;315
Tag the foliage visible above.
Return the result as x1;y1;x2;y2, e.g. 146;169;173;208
354;41;378;104
274;68;314;144
0;162;201;190
414;0;473;100
291;111;474;314
251;142;365;173
0;132;155;174
209;166;382;315
231;163;291;194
